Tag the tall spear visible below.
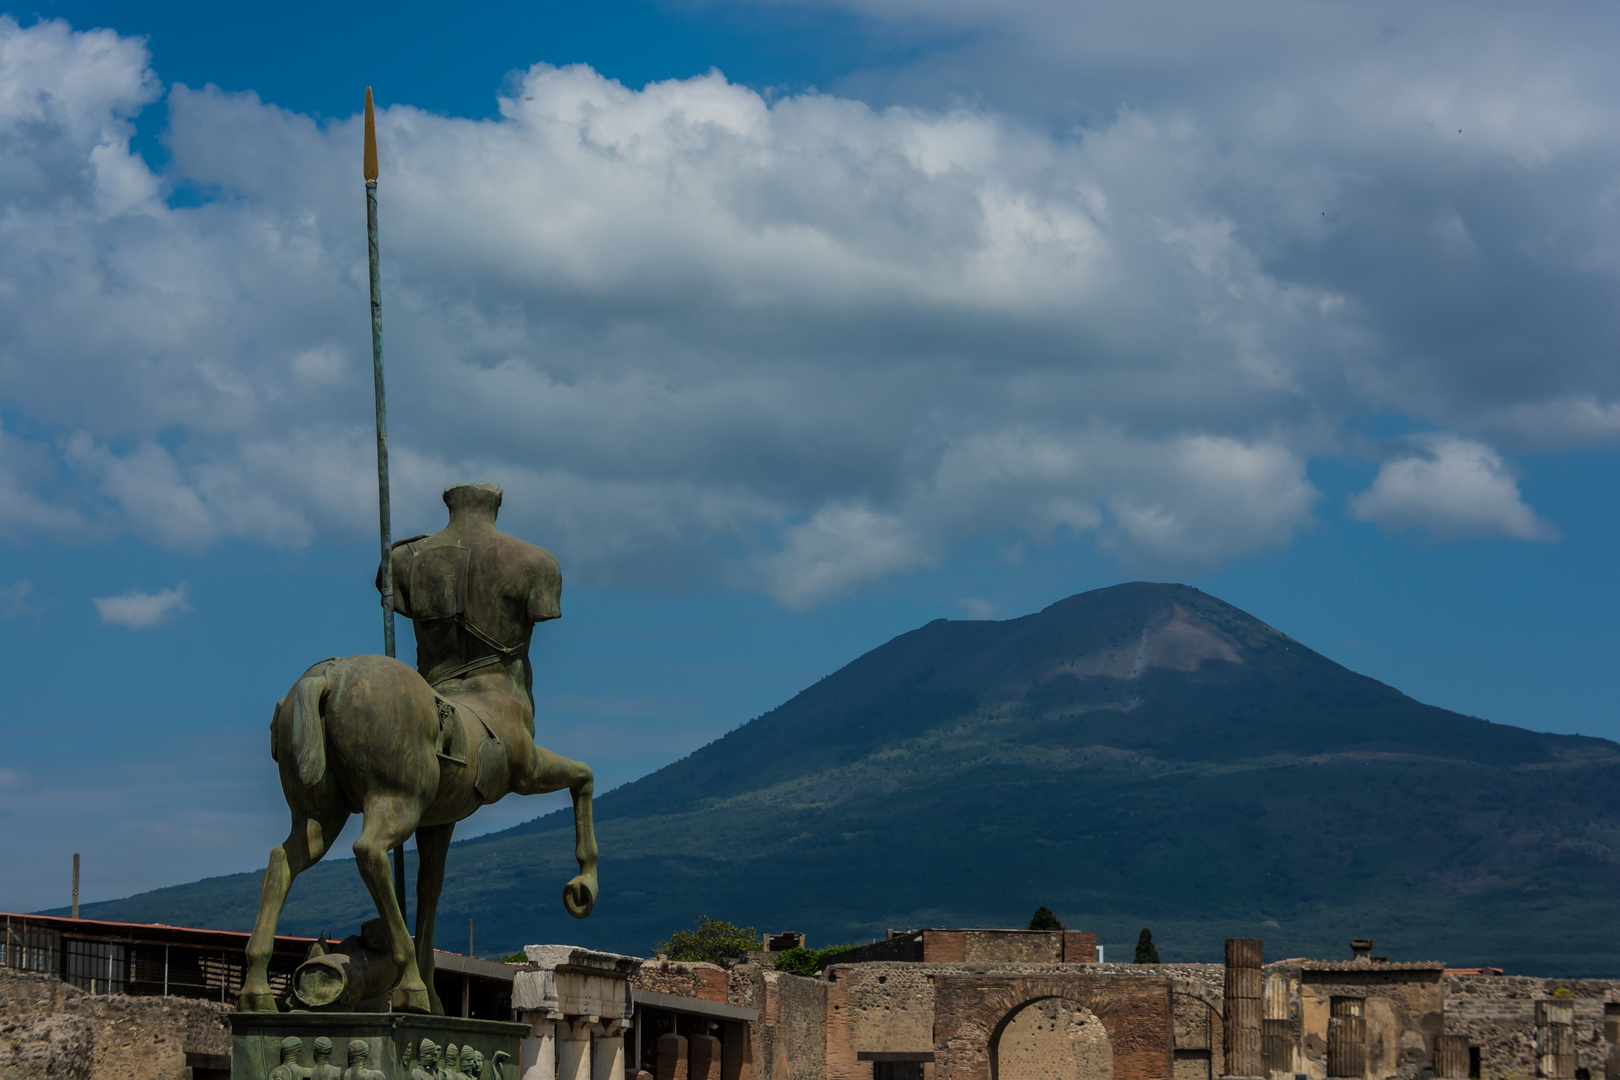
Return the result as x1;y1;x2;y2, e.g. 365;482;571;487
364;87;410;917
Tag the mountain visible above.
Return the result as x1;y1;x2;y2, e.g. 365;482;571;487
70;583;1620;974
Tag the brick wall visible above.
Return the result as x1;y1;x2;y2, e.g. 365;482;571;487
823;963;938;1080
930;972;1174;1080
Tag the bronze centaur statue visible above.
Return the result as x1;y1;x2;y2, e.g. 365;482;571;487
239;483;596;1014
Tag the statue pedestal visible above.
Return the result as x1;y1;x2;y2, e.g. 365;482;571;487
228;1011;529;1079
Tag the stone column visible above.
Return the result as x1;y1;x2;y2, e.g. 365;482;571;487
522;1019;559;1080
689;1033;721;1080
513;946;642;1080
557;1019;594;1080
1538;1002;1576;1080
592;1019;628;1080
1263;971;1293;1080
1224;938;1264;1080
1436;1034;1471;1079
656;1033;689;1080
1327;997;1366;1079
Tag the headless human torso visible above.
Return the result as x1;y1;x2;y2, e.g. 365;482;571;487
381;483;560;817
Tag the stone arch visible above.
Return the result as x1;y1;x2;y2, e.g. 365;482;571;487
991;995;1112;1080
1170;988;1225;1080
934;977;1168;1080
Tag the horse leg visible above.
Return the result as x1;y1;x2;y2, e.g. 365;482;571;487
352;796;431;1013
517;747;598;918
240;805;349;1010
413;822;455;1015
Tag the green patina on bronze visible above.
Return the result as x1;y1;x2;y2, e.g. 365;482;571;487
228;1010;526;1080
238;483;597;1015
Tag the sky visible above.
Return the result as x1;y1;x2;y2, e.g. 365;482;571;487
1;0;1617;917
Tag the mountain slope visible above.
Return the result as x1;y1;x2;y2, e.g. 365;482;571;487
72;583;1620;974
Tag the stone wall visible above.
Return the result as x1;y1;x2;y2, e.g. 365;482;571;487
1294;969;1445;1080
929;969;1174;1080
823;962;936;1079
632;960;731;1004
727;964;826;1080
831;929;1099;968
997;998;1112;1080
1444;976;1618;1080
0;968;231;1080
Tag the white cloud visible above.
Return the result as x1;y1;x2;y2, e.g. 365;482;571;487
92;582;193;629
758;504;934;609
1349;436;1559;542
0;13;1610;605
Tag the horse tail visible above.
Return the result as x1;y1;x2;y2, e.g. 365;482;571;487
273;670;329;787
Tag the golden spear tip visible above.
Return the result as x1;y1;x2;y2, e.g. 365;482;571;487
363;86;378;182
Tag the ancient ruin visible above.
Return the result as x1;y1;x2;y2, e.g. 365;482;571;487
12;908;1620;1080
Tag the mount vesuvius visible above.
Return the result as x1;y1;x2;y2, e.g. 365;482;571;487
69;583;1620;974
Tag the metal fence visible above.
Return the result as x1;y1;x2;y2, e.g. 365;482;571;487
2;917;293;1001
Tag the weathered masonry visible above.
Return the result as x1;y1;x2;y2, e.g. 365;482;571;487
618;931;1620;1080
13;919;1620;1080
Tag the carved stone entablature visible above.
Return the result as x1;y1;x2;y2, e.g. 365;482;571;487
512;945;641;1024
512;946;640;1080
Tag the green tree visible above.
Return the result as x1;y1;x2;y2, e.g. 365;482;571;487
500;951;529;963
1028;906;1064;931
656;916;760;964
1134;928;1160;964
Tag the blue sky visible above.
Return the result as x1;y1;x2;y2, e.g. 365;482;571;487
1;0;1617;916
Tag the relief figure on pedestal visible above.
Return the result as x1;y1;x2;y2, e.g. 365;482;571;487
267;1037;312;1080
342;1040;385;1080
412;1039;442;1080
311;1036;342;1080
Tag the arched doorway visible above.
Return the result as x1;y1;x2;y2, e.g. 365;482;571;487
992;997;1113;1080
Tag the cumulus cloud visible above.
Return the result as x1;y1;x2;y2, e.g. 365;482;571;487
1349;436;1559;542
92;582;193;629
0;11;1610;605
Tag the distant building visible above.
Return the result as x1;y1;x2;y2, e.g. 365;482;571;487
610;929;1620;1080
9;915;1620;1080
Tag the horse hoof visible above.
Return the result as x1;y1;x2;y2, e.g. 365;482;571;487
392;984;432;1014
563;873;597;919
238;990;280;1013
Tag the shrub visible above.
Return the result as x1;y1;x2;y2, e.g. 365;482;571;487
774;944;859;977
656;916;760;964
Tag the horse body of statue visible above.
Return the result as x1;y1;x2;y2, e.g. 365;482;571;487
238;483;596;1014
